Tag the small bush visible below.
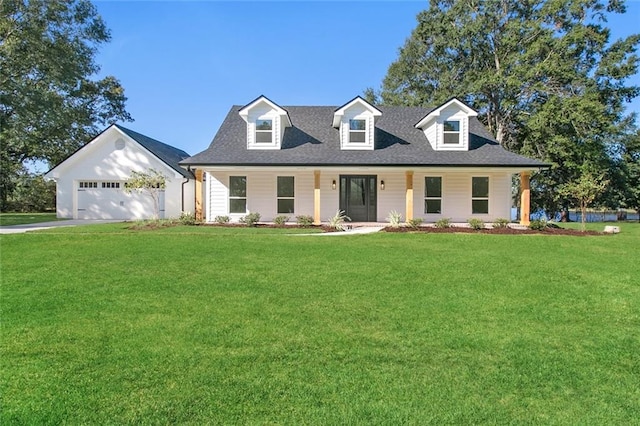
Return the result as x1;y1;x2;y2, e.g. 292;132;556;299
435;218;451;228
296;215;314;228
468;218;485;230
273;215;290;227
328;209;350;231
239;212;261;227
179;211;196;226
492;218;510;229
407;218;424;229
529;219;547;231
214;215;230;224
386;210;402;228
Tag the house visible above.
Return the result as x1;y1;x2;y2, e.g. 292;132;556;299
45;124;195;220
181;96;545;225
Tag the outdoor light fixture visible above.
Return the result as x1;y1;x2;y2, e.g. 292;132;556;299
332;180;336;190
380;180;385;190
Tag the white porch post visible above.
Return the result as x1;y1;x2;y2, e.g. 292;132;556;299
314;170;321;225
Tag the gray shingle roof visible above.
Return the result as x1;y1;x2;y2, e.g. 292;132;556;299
182;105;547;168
116;125;194;178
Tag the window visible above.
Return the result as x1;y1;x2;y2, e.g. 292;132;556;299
101;181;120;189
255;119;273;143
277;176;294;214
472;177;489;214
229;176;247;213
349;119;366;143
443;120;460;144
424;177;442;214
79;181;97;188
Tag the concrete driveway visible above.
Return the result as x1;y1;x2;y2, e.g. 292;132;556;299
0;219;122;234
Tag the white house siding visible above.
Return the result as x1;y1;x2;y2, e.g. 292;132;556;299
48;128;193;219
203;168;514;223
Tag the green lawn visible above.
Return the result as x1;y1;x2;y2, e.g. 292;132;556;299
0;212;63;226
2;224;639;424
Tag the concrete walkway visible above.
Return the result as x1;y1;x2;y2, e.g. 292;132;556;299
0;219;122;234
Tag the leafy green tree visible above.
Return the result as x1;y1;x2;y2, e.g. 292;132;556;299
558;166;609;231
616;129;640;219
124;169;168;219
0;0;132;210
5;171;56;212
372;0;639;216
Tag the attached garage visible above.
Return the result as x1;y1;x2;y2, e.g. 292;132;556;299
45;125;194;220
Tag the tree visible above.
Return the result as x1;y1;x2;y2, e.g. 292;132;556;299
372;0;639;216
0;0;132;210
558;166;609;231
124;169;168;219
616;129;640;219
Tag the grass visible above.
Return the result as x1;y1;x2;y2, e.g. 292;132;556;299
2;223;639;424
0;212;63;226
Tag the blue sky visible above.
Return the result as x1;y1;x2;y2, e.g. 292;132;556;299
93;0;640;156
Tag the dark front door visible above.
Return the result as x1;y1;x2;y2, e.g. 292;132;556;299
340;175;377;222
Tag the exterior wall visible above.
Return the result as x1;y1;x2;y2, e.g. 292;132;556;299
48;128;191;219
203;168;515;223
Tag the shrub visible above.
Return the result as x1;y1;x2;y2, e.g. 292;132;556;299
214;215;230;224
296;215;314;228
529;219;547;231
468;218;485;230
239;212;261;227
328;209;350;231
273;215;289;227
492;218;510;229
407;218;424;229
435;218;451;228
386;210;402;228
179;211;196;226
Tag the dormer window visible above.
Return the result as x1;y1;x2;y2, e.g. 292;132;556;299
443;121;460;144
349;119;366;143
255;119;273;143
238;96;292;150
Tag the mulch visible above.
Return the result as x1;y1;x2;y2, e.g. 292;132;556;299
382;226;604;236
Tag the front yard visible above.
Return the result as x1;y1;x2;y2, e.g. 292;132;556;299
1;224;638;423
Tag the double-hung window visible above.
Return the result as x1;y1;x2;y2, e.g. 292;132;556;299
277;176;294;214
349;119;366;143
472;177;489;214
424;177;442;214
255;119;273;143
443;120;460;144
229;176;247;213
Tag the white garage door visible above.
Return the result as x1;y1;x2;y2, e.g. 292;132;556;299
77;181;165;220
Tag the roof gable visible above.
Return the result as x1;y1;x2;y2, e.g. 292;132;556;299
415;97;478;129
238;95;292;127
332;96;382;128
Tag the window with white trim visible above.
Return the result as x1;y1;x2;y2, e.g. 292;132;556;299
229;176;247;213
424;177;442;214
79;181;97;188
277;176;294;214
472;177;489;214
349;119;366;143
443;120;460;144
255;119;273;143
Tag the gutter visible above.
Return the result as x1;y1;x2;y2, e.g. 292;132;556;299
181;166;192;212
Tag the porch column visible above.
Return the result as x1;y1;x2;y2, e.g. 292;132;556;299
195;169;203;221
520;172;530;226
314;170;321;225
405;170;414;222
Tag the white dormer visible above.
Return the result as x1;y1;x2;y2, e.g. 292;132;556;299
415;98;478;151
333;96;382;151
239;95;292;150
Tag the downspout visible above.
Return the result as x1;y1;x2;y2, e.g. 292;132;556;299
181;166;192;212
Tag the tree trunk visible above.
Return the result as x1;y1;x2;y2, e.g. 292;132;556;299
581;202;587;232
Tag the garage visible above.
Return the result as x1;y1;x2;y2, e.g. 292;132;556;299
76;180;165;220
45;124;195;220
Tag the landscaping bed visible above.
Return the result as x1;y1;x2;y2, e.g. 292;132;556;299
383;225;605;236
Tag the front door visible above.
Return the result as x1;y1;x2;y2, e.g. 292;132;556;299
339;175;377;222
